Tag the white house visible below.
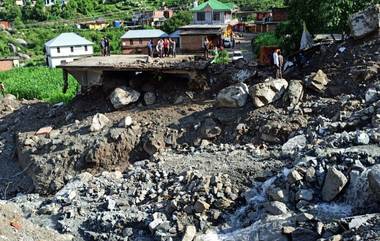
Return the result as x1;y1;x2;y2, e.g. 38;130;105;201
45;32;94;68
45;0;67;6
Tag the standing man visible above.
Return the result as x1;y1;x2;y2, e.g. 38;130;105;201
203;37;209;58
163;38;169;57
105;38;110;56
100;38;106;56
0;82;5;97
156;39;163;58
169;38;176;58
147;39;153;57
273;49;281;79
278;50;284;79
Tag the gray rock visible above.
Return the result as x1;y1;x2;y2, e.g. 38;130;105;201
216;83;249;108
281;134;307;156
349;4;380;39
110;87;140;109
15;38;28;45
118;116;133;128
291;228;319;241
296;189;313;201
200;118;221;139
365;88;380;103
249;78;288;107
182;225;197;241
264;201;288;215
287;80;304;108
356;132;370;145
90;113;110;132
193;200;210;213
144;92;156;105
304;70;330;93
268;187;286;202
288;169;303;183
368;164;380;200
322;167;348;201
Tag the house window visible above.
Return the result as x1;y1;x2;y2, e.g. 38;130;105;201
139;39;142;44
70;46;74;52
197;12;205;21
213;12;220;21
130;40;134;45
84;45;88;51
57;47;60;53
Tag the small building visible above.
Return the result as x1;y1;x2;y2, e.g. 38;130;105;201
44;0;67;6
0;57;19;72
0;20;11;30
132;8;174;27
15;0;25;6
191;0;238;25
78;18;109;30
44;32;94;68
179;24;225;53
251;8;288;33
121;29;168;55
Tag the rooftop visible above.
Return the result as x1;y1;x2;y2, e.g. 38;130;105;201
121;29;169;39
191;0;237;12
45;33;94;47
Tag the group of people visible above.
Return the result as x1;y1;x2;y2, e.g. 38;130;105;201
147;38;176;58
100;37;111;56
272;48;284;79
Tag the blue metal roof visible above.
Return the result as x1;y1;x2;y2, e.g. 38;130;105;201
45;32;94;47
169;30;181;38
121;29;168;39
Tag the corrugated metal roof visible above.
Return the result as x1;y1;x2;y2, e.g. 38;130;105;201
169;30;181;38
121;29;168;39
45;32;94;47
191;0;235;12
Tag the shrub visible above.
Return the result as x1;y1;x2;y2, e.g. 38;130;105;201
251;32;282;57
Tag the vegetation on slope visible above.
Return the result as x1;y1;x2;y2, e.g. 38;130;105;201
0;67;78;103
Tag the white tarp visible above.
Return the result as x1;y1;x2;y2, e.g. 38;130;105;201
300;21;314;50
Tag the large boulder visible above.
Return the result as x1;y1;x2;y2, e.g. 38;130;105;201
249;78;288;107
90;113;110;132
216;83;249;108
322;167;348;201
304;70;330;93
110;87;140;109
286;80;304;109
349;4;380;39
281;134;307;156
368;164;380;200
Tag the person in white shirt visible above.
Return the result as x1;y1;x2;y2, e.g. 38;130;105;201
273;49;281;79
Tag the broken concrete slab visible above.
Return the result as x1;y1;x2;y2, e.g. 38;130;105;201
349;4;380;39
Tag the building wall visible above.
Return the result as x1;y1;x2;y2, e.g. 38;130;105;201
0;21;10;30
180;35;221;52
193;11;230;24
272;8;288;22
0;60;13;72
47;56;90;68
121;38;160;55
46;45;93;58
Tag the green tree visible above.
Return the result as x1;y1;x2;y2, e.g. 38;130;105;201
22;0;34;21
50;1;63;18
0;0;22;21
280;0;379;52
161;11;192;34
33;0;48;21
61;0;78;18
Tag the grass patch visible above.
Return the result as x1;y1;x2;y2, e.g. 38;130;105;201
0;67;79;103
